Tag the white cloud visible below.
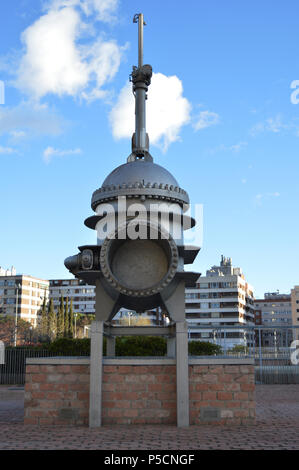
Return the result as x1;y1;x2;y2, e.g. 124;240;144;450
0;146;16;154
255;192;280;206
193;110;219;131
43;146;82;163
110;72;191;152
9;130;26;139
0;101;65;137
250;114;289;136
207;141;248;155
14;1;124;101
229;141;248;152
46;0;119;22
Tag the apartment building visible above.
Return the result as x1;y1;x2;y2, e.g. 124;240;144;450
49;279;164;328
49;279;95;314
254;292;293;347
291;286;299;340
185;256;255;348
0;267;49;327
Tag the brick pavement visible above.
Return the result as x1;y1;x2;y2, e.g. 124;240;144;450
0;385;298;450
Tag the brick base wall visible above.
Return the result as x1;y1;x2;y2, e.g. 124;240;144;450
189;364;255;425
24;360;255;426
24;364;90;426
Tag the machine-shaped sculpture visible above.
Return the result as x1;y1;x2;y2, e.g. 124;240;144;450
64;13;200;427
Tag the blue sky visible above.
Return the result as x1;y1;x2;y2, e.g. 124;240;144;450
0;0;298;298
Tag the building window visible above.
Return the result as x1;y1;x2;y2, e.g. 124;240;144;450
201;332;210;338
186;293;197;299
221;282;230;288
200;302;209;309
211;303;220;308
200;294;209;299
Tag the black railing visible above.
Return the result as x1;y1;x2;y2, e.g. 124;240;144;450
0;349;89;385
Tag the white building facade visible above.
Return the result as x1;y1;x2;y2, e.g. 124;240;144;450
0;268;49;327
291;286;299;340
185;256;255;349
49;279;95;315
254;292;293;347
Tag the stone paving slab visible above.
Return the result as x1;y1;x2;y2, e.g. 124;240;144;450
0;385;298;450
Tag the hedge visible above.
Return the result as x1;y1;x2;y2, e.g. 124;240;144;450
188;340;222;356
47;337;91;355
46;337;222;357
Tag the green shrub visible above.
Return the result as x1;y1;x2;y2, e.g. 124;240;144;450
188;340;222;356
35;337;222;357
47;337;91;355
115;336;166;356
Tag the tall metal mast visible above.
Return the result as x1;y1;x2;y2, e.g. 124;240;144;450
129;13;153;162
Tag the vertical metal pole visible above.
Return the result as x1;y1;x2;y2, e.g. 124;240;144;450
138;13;144;68
176;321;189;427
14;285;19;347
89;321;103;427
132;13;150;155
258;328;263;384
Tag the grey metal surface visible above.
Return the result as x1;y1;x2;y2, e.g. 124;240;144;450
175;321;189;427
91;161;189;209
89;321;104;427
133;13;145;68
104;325;175;337
131;13;151;158
101;161;179;188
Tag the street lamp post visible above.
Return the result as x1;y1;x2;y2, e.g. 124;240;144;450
74;313;77;338
14;282;21;347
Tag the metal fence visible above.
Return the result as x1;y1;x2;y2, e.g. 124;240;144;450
0;325;298;385
0;349;89;385
188;324;299;384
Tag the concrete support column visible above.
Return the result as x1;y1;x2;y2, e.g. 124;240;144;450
89;320;103;428
106;336;116;357
175;320;189;427
167;337;176;358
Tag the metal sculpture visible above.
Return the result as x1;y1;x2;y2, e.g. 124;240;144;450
64;13;200;427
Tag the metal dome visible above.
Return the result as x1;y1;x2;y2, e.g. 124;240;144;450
102;160;179;188
91;160;189;210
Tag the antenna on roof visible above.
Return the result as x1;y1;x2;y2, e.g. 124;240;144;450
128;13;153;163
